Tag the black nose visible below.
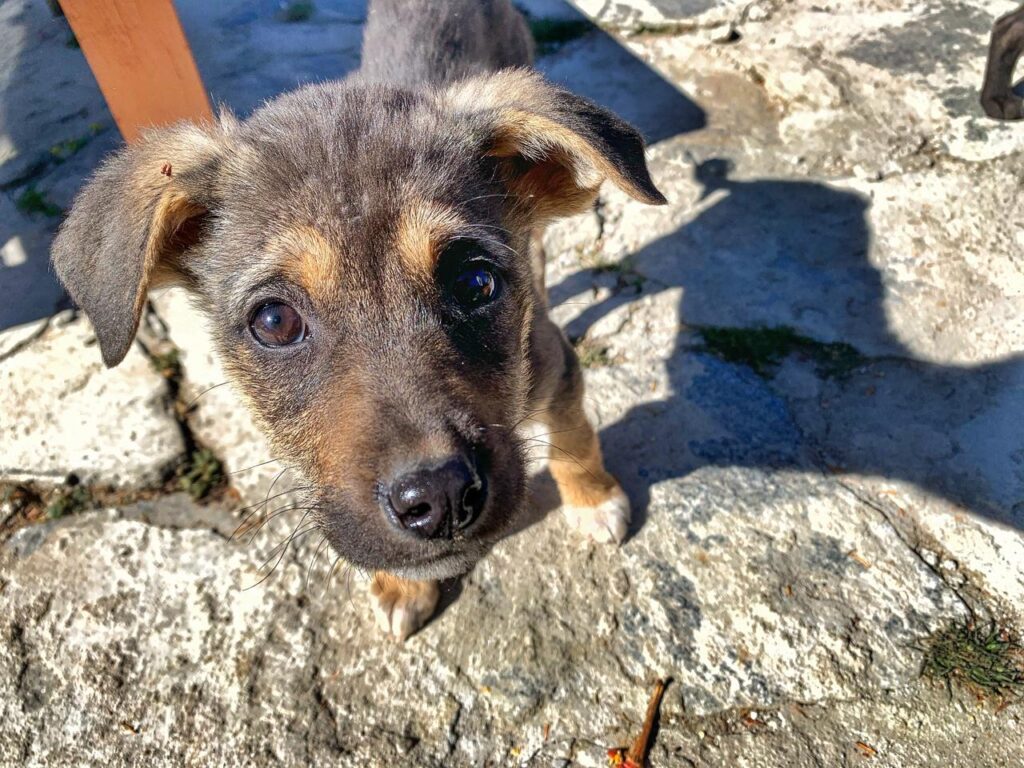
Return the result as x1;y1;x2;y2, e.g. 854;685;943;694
385;457;486;539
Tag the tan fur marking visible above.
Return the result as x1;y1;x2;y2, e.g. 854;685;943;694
544;414;620;509
273;226;340;299
306;369;373;484
395;201;463;277
136;190;206;321
370;572;440;640
531;370;629;543
487;109;633;223
370;572;432;600
120;123;228;324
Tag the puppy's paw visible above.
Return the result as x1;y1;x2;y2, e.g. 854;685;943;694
563;487;631;544
369;573;439;641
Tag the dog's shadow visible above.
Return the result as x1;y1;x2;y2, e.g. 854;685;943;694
547;159;1024;537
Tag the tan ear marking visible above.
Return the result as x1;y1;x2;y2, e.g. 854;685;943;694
442;69;665;226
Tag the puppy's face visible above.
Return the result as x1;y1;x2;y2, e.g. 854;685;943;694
51;71;663;578
199;85;540;577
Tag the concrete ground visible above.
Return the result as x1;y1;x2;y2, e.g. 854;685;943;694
1;0;1023;766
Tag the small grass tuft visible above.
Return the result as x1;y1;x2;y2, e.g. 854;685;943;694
49;124;104;162
586;254;647;294
50;136;89;161
178;448;225;501
45;484;92;520
574;337;613;369
529;18;593;55
16;187;61;218
921;621;1024;708
699;326;864;379
279;1;314;22
150;346;182;380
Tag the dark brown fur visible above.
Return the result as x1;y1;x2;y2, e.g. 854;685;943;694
50;0;665;633
981;4;1024;120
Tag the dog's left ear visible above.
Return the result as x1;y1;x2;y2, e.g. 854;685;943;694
443;69;666;223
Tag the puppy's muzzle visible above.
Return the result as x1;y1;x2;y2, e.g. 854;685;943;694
383;456;487;539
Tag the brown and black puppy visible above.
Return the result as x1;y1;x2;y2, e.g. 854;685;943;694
51;0;665;639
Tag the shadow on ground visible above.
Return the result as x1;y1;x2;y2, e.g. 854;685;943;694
550;159;1024;534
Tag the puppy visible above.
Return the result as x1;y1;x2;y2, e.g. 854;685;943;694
51;0;665;639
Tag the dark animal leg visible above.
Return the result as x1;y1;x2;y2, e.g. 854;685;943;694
981;5;1024;120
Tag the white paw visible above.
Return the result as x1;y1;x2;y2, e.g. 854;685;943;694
368;578;439;641
563;488;631;544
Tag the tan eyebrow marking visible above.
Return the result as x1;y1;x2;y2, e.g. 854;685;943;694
273;226;340;298
395;201;464;278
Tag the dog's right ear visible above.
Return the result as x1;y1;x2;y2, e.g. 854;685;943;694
442;69;665;225
51;122;228;367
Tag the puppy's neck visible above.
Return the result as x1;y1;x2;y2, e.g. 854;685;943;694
357;0;535;88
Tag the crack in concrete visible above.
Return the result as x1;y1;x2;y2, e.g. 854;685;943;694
835;479;994;624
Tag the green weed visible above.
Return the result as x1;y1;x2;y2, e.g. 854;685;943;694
921;621;1024;707
178;448;225;501
699;326;864;379
16;187;61;218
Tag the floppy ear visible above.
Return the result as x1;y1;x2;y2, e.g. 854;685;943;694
51;122;227;367
443;69;666;223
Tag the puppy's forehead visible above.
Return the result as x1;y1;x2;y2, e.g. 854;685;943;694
233;82;476;210
218;83;497;294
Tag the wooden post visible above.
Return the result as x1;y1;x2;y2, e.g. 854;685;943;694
58;0;213;143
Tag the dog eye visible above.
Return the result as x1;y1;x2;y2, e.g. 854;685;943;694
249;302;307;347
451;264;501;309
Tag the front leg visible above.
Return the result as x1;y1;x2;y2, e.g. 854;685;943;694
369;572;439;641
530;327;630;544
981;5;1024;120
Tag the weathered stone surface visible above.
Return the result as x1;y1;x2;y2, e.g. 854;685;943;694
0;463;966;766
0;313;184;488
1;0;1023;764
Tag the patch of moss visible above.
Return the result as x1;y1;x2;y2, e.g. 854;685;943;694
921;621;1024;707
150;346;182;380
699;326;864;379
178;448;225;501
50;136;88;161
631;21;693;36
49;124;103;162
16;187;61;218
530;18;593;55
45;484;92;520
279;1;314;22
575;337;613;369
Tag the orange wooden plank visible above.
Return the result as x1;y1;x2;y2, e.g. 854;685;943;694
59;0;213;143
